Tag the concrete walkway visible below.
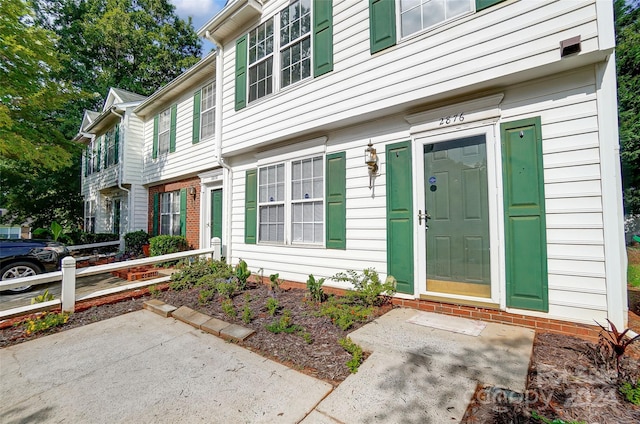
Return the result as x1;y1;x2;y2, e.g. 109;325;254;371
0;308;534;423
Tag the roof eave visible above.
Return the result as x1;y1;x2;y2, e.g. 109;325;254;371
197;0;263;44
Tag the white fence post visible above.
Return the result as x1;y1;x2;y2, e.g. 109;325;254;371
61;256;77;313
211;237;221;261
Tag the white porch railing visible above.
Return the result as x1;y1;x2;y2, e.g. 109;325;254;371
0;238;222;320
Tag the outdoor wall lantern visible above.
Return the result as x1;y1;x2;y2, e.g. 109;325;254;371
364;141;379;189
188;186;197;199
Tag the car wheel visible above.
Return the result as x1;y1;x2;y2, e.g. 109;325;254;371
0;262;40;293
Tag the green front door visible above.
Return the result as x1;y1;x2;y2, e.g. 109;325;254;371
211;189;223;240
424;135;491;297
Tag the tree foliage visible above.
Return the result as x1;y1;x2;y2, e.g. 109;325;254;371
0;0;75;171
616;0;640;214
1;0;202;229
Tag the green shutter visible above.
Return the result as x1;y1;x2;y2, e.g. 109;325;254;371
103;133;108;166
501;117;548;312
84;148;88;176
152;192;159;236
192;90;201;144
235;35;248;111
313;0;333;77
476;0;505;12
169;104;177;153
114;124;119;164
180;188;187;237
211;189;223;239
96;136;101;171
244;169;257;244
386;141;414;294
153;115;159;159
326;152;346;249
369;0;396;54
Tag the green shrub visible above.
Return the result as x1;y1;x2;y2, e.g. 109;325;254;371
265;297;279;316
306;274;325;302
319;296;374;330
124;230;150;256
32;227;52;239
620;379;640;406
242;304;254;324
198;288;216;305
235;260;251;290
332;268;396;306
216;280;238;299
221;298;236;317
338;337;364;373
149;235;188;256
266;310;304;334
169;258;230;291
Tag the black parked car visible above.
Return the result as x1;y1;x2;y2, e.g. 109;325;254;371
0;239;70;293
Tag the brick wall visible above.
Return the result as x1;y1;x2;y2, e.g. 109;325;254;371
148;177;201;249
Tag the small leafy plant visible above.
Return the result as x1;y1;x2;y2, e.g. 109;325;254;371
31;289;54;304
148;285;161;297
198;288;216;305
242;304;254;324
595;318;640;374
620;379;640;406
265;310;304;334
319;297;373;330
265;297;279;316
338;337;364;373
221;298;236;318
235;260;251;290
216;280;238;299
306;274;325;302
269;273;282;294
24;312;70;336
530;411;585;424
332;268;396;306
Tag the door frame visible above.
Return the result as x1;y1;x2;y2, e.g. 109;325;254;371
199;169;224;250
412;125;504;307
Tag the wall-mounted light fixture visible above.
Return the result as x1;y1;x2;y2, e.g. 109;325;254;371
105;198;112;213
364;141;379;189
188;186;197;199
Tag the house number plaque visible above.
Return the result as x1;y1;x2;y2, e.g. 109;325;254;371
438;112;465;126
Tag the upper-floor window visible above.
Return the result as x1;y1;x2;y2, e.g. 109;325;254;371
258;155;324;244
86;138;99;176
200;82;215;139
236;0;332;109
400;0;472;38
104;126;118;167
158;108;171;156
160;191;181;235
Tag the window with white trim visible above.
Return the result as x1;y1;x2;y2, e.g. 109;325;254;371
200;82;215;139
258;155;324;244
158;108;171;156
246;0;312;103
105;127;117;167
0;226;21;239
84;200;95;233
160;191;181;236
399;0;473;38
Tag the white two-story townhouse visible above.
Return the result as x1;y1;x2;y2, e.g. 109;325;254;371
199;0;628;332
134;52;223;250
75;88;148;238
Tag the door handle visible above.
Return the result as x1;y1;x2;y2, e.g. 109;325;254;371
418;210;431;226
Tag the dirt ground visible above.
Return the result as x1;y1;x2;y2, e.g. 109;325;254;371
2;278;639;422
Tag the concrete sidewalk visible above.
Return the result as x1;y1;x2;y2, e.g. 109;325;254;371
0;308;534;423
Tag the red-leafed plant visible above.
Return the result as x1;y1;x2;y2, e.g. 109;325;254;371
595;318;640;374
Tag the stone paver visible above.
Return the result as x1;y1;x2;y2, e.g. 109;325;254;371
171;305;211;327
142;299;177;317
201;317;229;336
220;323;255;342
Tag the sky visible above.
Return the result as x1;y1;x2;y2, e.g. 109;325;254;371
169;0;227;55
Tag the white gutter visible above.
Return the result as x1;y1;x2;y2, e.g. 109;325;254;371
110;107;130;248
207;31;233;263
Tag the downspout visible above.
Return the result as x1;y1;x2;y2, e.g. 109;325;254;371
207;32;233;263
110;106;129;250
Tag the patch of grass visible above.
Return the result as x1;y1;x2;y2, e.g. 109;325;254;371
628;263;640;288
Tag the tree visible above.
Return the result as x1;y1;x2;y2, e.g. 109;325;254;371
615;0;640;214
1;0;202;230
32;0;202;138
0;0;75;171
